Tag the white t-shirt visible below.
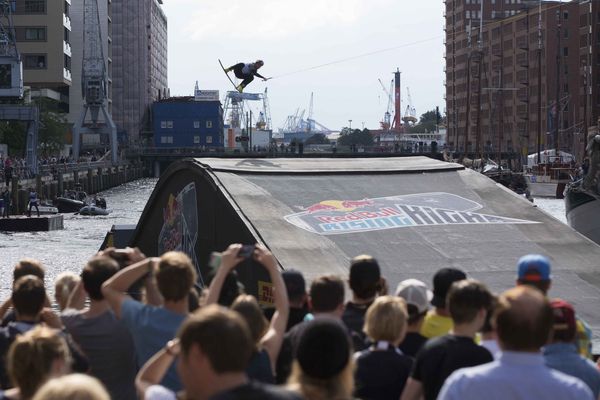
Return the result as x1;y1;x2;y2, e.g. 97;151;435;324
145;385;176;400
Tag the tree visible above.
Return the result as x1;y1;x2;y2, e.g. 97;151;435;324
0;121;27;156
337;128;374;146
38;111;68;156
409;108;442;133
305;133;330;145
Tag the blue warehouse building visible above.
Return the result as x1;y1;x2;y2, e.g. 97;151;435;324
153;96;224;148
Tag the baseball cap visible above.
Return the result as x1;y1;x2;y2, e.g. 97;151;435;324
550;298;576;342
296;317;351;380
395;279;433;314
282;269;306;299
517;254;551;282
431;268;467;308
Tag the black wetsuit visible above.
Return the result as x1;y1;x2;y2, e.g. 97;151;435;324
230;63;266;88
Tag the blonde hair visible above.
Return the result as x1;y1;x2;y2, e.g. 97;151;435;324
287;359;354;400
32;374;110;400
54;272;81;311
231;294;268;345
363;296;407;343
8;326;71;399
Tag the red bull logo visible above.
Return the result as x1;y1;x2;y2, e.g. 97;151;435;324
304;199;374;214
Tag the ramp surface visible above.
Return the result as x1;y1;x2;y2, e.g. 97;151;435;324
131;157;600;350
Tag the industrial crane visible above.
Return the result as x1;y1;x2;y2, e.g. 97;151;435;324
402;87;417;125
73;0;117;164
378;78;394;131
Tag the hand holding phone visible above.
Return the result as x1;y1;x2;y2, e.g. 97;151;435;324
237;244;255;259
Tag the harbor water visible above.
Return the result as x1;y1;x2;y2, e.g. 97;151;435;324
0;177;567;299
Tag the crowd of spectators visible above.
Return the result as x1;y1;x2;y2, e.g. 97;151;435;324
0;248;598;400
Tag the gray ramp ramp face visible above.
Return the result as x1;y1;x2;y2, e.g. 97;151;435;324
135;158;600;350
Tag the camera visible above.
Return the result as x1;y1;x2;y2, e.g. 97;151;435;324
238;244;255;259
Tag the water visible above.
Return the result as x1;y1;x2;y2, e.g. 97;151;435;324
533;197;567;224
0;178;158;299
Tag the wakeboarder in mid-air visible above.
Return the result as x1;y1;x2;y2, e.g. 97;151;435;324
219;59;270;92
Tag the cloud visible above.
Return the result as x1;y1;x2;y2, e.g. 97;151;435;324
169;0;390;41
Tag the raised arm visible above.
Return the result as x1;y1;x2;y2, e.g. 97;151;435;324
254;245;289;368
205;244;244;305
102;257;159;318
65;280;87;311
136;339;180;395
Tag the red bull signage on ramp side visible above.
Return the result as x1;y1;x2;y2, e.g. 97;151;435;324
284;192;539;236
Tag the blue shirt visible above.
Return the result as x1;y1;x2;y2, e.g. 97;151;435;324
438;351;594;400
544;342;600;398
121;299;186;391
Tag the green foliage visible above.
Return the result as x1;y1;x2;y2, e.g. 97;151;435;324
305;133;330;145
337;128;374;146
409;108;442;133
38;111;68;156
0;121;26;156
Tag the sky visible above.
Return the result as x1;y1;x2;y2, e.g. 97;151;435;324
161;0;445;132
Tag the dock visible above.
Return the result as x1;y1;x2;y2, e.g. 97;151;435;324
0;215;64;232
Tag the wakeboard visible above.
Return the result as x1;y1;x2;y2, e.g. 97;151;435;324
218;59;239;91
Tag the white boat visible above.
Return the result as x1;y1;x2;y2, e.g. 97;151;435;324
38;205;59;215
524;150;574;198
79;205;110;216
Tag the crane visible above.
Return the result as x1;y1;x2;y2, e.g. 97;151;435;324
378;78;394;130
402;87;417;125
73;0;117;164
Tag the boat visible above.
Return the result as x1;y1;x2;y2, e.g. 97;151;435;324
54;190;88;213
524;150;575;198
37;204;59;215
79;204;110;216
565;133;600;245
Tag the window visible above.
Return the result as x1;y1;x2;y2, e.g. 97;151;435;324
24;0;46;13
194;136;200;144
160;121;166;129
0;65;11;89
15;27;46;41
166;121;173;129
23;54;46;69
160;136;173;144
193;121;200;129
206;120;213;128
206;136;213;144
563;47;568;57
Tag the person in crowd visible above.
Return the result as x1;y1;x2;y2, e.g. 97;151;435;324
287;317;354;400
3;326;70;400
276;274;345;384
516;254;592;358
342;255;387;351
0;258;47;327
27;187;40;218
395;279;431;357
480;294;500;358
438;286;594;400
205;244;289;383
61;256;137;400
137;305;301;400
420;267;467;339
543;299;600;398
53;272;80;312
3;159;12;189
401;279;493;400
354;296;413;400
102;249;195;392
32;374;110;400
0;276;88;388
265;270;308;331
1;187;10;218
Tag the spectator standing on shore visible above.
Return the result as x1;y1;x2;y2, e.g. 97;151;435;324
342;255;387;351
395;279;431;357
276;275;346;384
354;296;413;400
206;244;289;383
1;187;9;218
61;256;137;400
287;317;354;400
27;188;40;218
438;286;594;400
516;254;592;358
420;268;466;339
543;299;600;398
401;280;493;400
3;158;12;188
102;250;196;392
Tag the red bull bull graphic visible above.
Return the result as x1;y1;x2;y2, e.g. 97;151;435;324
284;192;539;236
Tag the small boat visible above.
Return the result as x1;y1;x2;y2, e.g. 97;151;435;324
524;150;575;199
79;204;110;216
38;204;59;215
55;197;85;213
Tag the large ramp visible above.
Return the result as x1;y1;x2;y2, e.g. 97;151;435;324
131;157;600;348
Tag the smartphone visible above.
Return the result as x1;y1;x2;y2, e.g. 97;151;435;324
238;244;255;259
208;252;222;269
109;249;130;268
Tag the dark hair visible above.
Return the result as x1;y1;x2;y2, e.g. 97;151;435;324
13;259;45;283
310;275;345;313
494;286;553;351
480;295;498;334
82;256;119;301
406;304;427;325
231;295;268;346
349;255;381;300
517;280;551;296
12;276;46;317
178;305;253;373
156;252;197;302
447;279;492;325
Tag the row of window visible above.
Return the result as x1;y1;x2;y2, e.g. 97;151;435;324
13;0;46;14
160;120;214;129
160;136;214;144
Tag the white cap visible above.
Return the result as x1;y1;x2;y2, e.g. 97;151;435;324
395;279;433;314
